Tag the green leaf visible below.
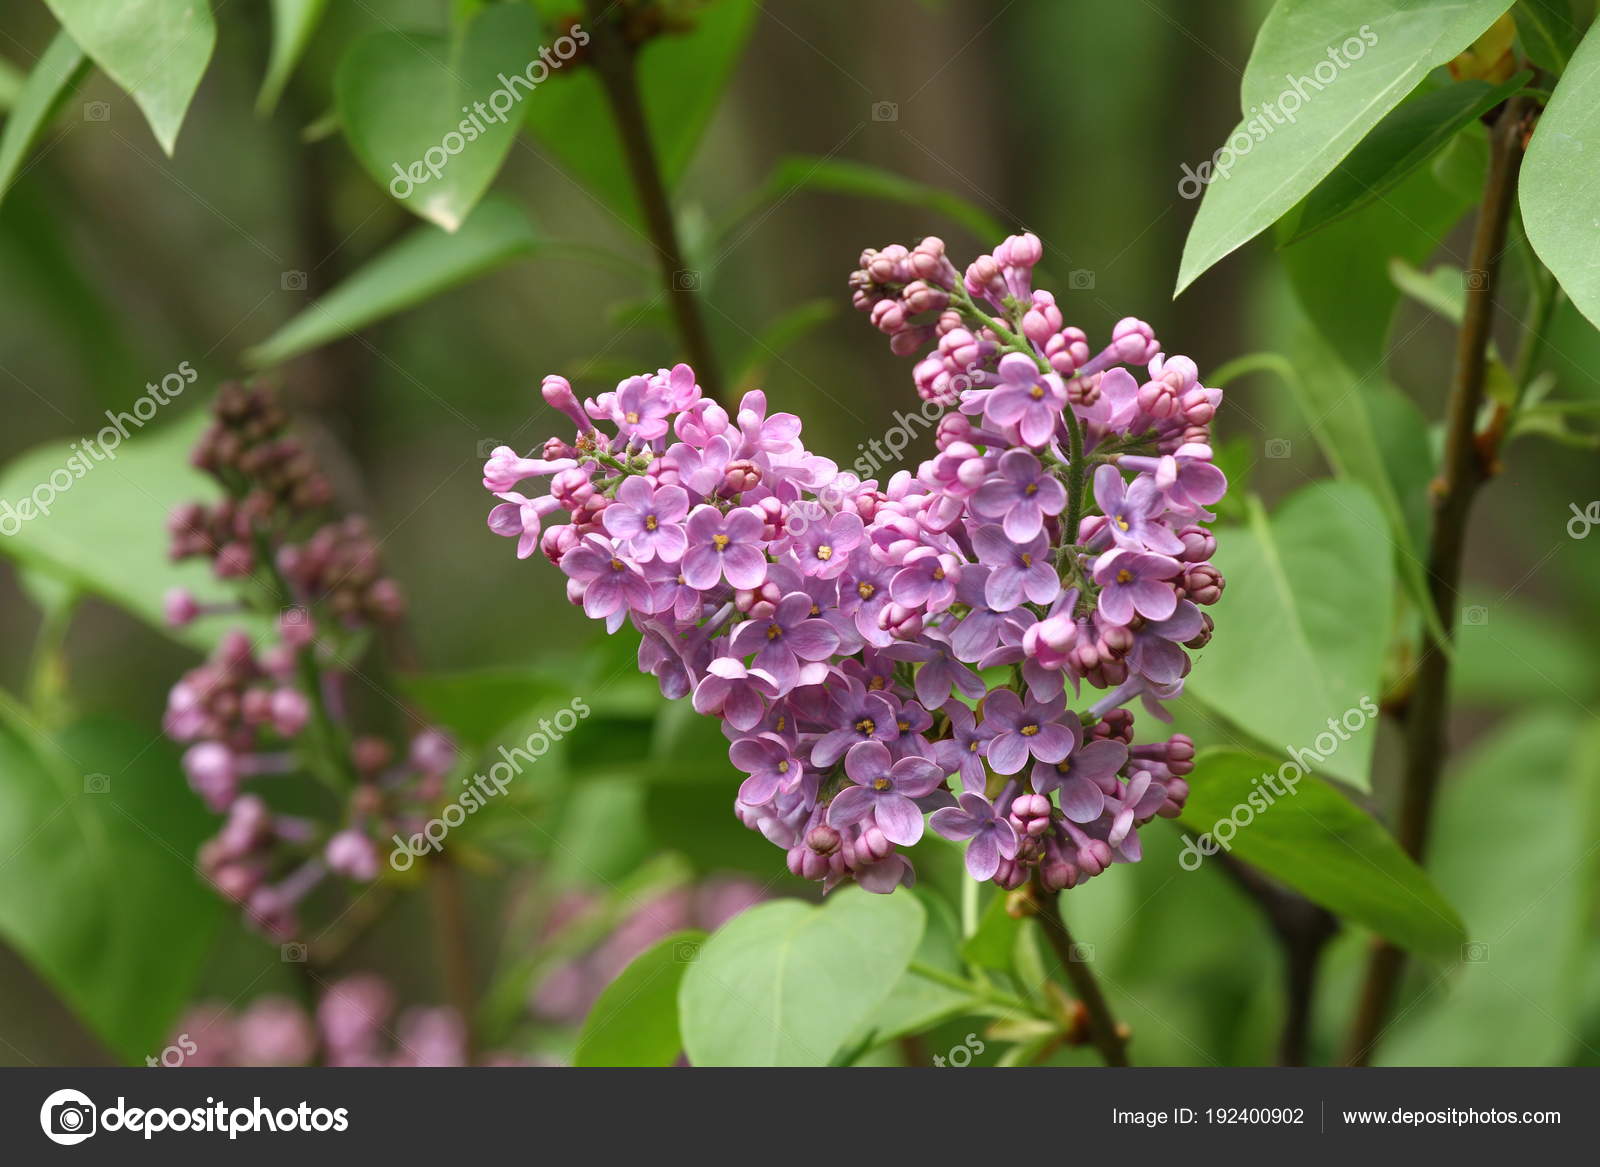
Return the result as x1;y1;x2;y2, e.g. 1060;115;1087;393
335;3;540;230
1514;0;1590;74
1523;20;1600;331
1176;0;1509;295
1454;596;1599;706
722;156;1008;250
1211;345;1438;641
679;887;925;1066
0;408;256;651
243;195;539;368
1285;75;1526;243
1187;483;1394;790
258;0;330;115
1278;141;1479;377
573;930;705;1066
0;31;89;208
858;890;972;1043
42;0;215;155
1379;714;1599;1064
1180;748;1466;963
0;707;222;1061
961;891;1021;974
524;1;756;223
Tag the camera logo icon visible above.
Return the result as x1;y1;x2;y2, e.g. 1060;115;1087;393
672;269;701;291
281;270;308;292
1068;269;1095;290
40;1088;96;1145
83;101;110;122
871;100;899;122
1265;438;1292;459
1463;268;1490;291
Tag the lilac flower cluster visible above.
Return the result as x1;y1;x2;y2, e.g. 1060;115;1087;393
169;974;527;1067
485;232;1224;895
164;384;454;938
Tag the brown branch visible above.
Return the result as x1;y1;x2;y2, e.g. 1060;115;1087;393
1031;879;1130;1066
581;0;725;404
1343;95;1531;1066
429;859;480;1063
1211;850;1338;1065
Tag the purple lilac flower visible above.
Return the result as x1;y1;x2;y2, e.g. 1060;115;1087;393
682;506;768;591
974;526;1061;611
728;591;841;691
730;733;806;806
979;352;1067;447
827;741;943;846
932;702;995;793
810;679;898;767
1093;549;1180;625
1092;463;1183;555
973;449;1066;541
1031;720;1129;822
931;790;1019;880
601;477;690;563
981;688;1073;775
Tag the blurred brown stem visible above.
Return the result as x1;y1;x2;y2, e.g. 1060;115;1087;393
1032;879;1130;1066
1343;95;1531;1066
430;859;479;1063
1211;850;1337;1065
581;0;724;403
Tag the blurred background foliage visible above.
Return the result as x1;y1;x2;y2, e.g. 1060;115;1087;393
0;0;1595;1066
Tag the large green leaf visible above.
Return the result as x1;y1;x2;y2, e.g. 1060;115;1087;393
679;888;925;1066
857;890;971;1044
1277;131;1481;377
523;0;756;224
1176;0;1508;295
573;930;705;1067
42;0;215;155
1187;483;1394;789
1212;344;1437;639
0;31;89;208
0;408;248;650
336;4;539;230
1379;714;1599;1064
243;196;539;368
258;0;330;114
1284;75;1524;243
0;708;222;1062
1523;20;1600;330
1180;749;1466;963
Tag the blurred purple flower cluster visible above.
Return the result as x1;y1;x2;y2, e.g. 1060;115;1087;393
169;974;526;1067
485;232;1226;895
162;384;454;938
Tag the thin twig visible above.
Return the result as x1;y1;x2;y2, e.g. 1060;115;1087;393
1343;96;1531;1067
581;0;724;403
430;858;480;1063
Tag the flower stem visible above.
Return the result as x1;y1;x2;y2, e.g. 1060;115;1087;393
1032;879;1130;1065
581;0;724;405
1343;95;1531;1067
430;857;479;1063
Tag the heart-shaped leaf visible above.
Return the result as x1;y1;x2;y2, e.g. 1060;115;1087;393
679;887;925;1066
1186;483;1394;789
574;930;705;1066
42;0;215;155
1176;0;1509;295
1180;749;1466;963
336;3;540;230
